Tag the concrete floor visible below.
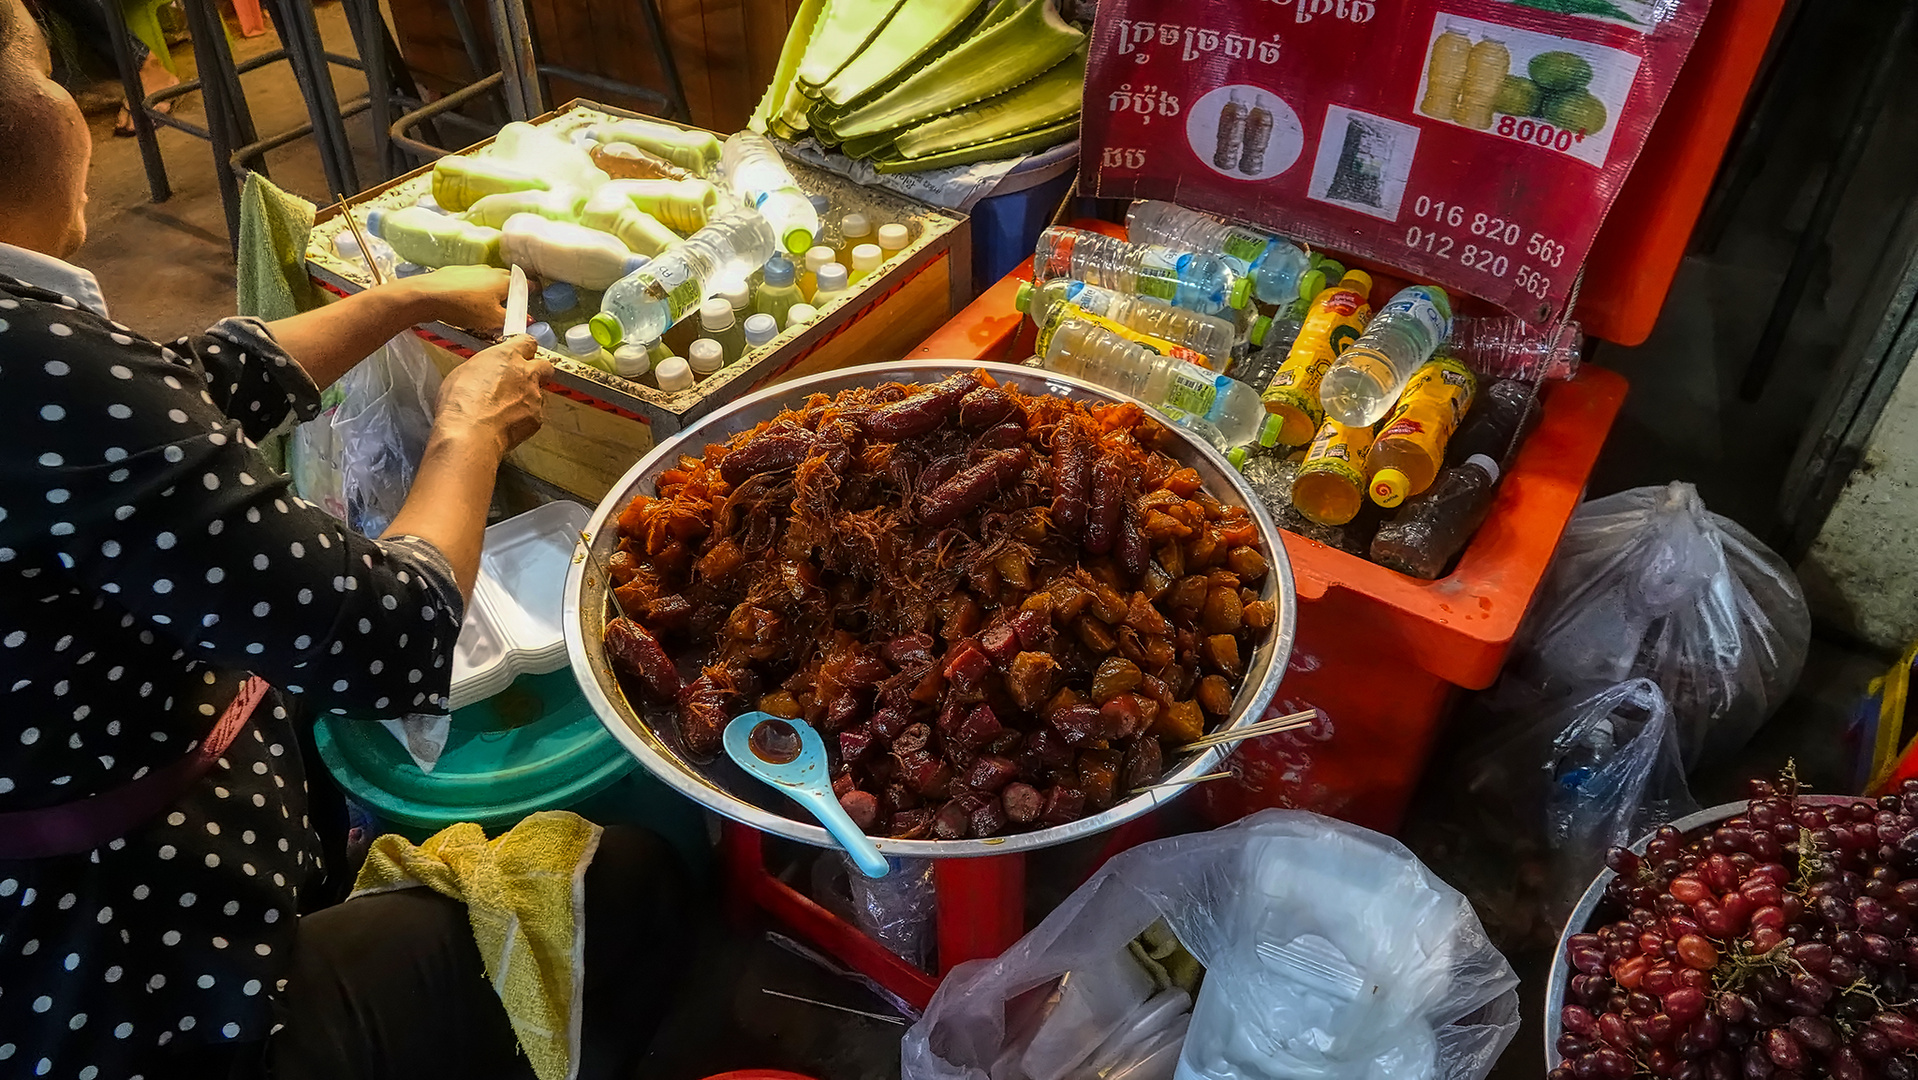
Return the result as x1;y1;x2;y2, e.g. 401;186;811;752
41;2;1911;1079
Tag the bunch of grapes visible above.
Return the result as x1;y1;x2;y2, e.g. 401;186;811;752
1554;776;1918;1080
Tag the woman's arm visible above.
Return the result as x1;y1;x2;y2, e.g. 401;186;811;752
382;336;549;596
264;266;511;390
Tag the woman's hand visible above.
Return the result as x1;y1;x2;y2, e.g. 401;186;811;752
433;335;551;457
400;266;512;332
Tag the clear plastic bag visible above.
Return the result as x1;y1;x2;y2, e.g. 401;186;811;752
288;331;443;537
902;810;1519;1080
1404;680;1698;947
1510;482;1811;771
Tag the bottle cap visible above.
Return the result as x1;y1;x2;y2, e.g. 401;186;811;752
699;297;735;331
877;223;910;251
542;281;578;313
589;312;623;348
815;264;849;294
612;343;651;378
783;228;813;255
527;321;556;349
719;277;751;311
395;262;427;278
1228;276;1253;310
1370;467;1411;508
1424;284;1453;322
841;213;871;239
786;303;819;328
1249;314;1272;347
564;324;601;358
1258;413;1284;448
1341;270;1374;299
655;356;694;392
743;312;779;347
333;232;363;259
1013;281;1035;313
362;208;387;237
763;255;795;287
851;244;882;272
804;245;836;273
688;338;725;374
1227;446;1249;471
808;194;830;217
1465;453;1501;484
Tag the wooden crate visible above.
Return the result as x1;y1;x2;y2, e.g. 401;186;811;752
306;101;971;501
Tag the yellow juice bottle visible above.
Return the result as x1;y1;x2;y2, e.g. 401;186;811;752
1456;38;1511;130
1292;419;1377;526
1420;27;1471;121
1263;270;1373;448
1366;357;1478;508
798;245;834;302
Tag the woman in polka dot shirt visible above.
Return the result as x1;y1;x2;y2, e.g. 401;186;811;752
0;4;693;1078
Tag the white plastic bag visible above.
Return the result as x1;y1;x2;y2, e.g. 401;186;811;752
1510;482;1811;771
288;331;442;538
902;811;1520;1080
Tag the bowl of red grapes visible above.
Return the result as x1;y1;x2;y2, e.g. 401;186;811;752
1549;776;1918;1080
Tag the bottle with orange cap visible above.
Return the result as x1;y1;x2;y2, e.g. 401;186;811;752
1364;357;1477;509
1261;269;1374;448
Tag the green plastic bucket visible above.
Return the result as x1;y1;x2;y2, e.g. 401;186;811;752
315;669;708;867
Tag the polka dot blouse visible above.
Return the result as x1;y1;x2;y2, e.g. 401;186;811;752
0;270;464;1078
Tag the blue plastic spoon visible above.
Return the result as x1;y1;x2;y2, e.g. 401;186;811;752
723;712;889;879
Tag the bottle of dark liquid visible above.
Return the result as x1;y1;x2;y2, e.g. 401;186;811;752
1240;100;1274;175
1213;94;1246;171
1369;381;1541;578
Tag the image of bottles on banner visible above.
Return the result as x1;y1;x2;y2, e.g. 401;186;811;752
1185;84;1305;182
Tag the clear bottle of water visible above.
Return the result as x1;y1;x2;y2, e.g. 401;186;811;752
1448;315;1583;381
1040;316;1273;450
1223;316;1303;391
1017;278;1238;372
590;205;777;348
719;132;819;255
1032;227;1251;317
1125;201;1310;307
1319;285;1453;427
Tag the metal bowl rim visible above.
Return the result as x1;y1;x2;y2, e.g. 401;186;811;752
562;359;1298;857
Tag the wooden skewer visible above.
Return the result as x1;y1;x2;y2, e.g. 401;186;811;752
1131;770;1234;795
1176;709;1319;754
762;988;906;1025
578;530;634;621
334;194;386;287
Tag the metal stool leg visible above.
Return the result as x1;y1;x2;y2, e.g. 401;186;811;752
98;0;171;201
181;0;244;248
636;0;690;122
263;0;359;197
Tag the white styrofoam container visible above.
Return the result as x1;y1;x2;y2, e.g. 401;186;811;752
449;500;591;710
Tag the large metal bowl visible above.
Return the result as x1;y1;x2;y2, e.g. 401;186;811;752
563;360;1298;857
1542;794;1862;1071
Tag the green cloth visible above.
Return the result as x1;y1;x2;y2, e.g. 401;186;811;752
237;172;317;322
237;174;319;472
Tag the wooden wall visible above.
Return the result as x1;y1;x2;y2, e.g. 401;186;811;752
386;0;802;134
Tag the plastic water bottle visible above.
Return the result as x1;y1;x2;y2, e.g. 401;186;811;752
836;212;872;269
364;206;501;268
1319;285;1453;427
499;214;647;291
688;338;725;380
1125;201;1309;307
877;223;910;256
717;276;752;323
1448;315;1583;381
798;245;835;301
1016;278;1237;372
579;189;681;257
655;356;694;392
848;244;883;285
754;256;803;326
743;312;779;349
786;303;819;329
591;178;719;235
720;132;819;255
1039;316;1270;450
590;205;778;348
1031;227;1250;317
612;343;652;380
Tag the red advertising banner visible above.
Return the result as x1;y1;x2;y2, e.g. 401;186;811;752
1080;0;1710;322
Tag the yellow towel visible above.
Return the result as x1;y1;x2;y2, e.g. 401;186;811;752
351;811;603;1080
